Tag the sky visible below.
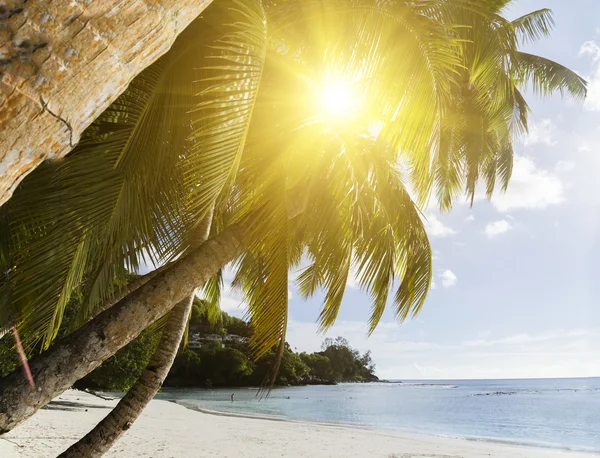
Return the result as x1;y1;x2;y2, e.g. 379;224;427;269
215;0;600;380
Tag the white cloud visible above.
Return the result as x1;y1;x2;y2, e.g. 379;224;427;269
464;215;475;223
461;329;595;348
489;155;565;212
580;40;600;112
423;213;457;238
430;279;437;290
217;288;246;317
440;269;457;288
578;144;592;153
522;119;557;147
484;219;512;239
555;160;576;173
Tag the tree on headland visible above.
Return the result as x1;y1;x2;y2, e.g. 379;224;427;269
321;338;377;383
0;1;586;454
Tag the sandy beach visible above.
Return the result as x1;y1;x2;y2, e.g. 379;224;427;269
0;390;595;458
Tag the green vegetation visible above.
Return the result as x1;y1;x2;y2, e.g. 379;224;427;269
0;336;19;378
74;329;161;391
69;299;376;391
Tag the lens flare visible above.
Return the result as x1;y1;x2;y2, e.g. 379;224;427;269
321;81;359;116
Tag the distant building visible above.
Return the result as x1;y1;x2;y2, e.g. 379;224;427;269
187;332;247;350
223;334;249;343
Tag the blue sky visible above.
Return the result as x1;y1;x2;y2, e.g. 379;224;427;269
218;0;600;380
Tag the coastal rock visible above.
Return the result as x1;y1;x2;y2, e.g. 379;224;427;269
472;391;518;397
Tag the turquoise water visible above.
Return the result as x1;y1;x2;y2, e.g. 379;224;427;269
157;377;600;453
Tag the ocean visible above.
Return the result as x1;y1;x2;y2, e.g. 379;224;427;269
156;377;600;453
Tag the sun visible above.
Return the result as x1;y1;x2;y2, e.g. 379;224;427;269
320;81;359;117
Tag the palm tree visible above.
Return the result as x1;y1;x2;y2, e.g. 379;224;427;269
0;0;216;207
0;0;586;439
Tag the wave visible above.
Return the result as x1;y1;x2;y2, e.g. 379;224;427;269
390;382;459;389
471;391;517;397
471;387;600;397
171;400;291;422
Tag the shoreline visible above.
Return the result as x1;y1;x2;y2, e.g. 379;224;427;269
171;398;600;455
1;390;597;457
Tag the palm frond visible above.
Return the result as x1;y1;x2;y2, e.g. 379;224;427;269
185;0;269;223
201;270;223;318
511;9;554;45
513;51;587;99
236;188;290;361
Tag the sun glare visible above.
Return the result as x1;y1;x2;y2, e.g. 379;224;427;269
320;81;359;117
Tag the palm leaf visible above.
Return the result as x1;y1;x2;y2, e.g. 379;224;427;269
511;9;554;45
184;0;269;223
513;51;587;99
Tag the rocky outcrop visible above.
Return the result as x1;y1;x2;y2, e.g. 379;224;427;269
0;0;213;206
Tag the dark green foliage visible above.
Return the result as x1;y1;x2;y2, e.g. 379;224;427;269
300;352;333;381
0;290;95;377
249;343;310;386
190;302;224;336
74;328;161;391
320;337;377;382
167;349;204;386
0;334;19;377
179;342;253;387
189;297;251;338
222;315;252;338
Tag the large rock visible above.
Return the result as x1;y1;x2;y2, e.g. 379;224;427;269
0;0;213;206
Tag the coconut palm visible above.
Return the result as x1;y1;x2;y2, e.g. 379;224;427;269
0;0;586;440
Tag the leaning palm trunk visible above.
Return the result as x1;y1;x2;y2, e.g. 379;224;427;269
0;0;214;206
0;221;245;433
59;209;216;456
58;295;194;458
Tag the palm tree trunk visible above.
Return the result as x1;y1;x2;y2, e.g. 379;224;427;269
58;208;216;456
0;0;214;207
58;294;194;458
0;220;246;433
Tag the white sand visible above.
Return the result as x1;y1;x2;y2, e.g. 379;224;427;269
0;390;596;458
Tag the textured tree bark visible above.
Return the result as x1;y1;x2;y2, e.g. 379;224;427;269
0;0;213;207
58;295;194;458
0;220;246;433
